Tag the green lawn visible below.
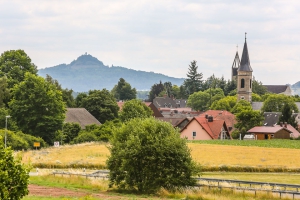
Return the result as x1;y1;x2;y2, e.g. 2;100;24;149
190;139;300;149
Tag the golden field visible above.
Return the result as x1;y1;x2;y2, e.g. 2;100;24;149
20;142;300;170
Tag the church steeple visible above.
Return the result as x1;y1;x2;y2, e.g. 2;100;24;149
237;33;253;103
238;32;252;72
231;49;240;81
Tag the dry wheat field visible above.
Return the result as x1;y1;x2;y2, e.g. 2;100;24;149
20;142;300;171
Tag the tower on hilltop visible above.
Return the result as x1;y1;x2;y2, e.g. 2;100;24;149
237;33;253;102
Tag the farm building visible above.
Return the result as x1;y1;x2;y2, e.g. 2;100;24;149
247;122;300;139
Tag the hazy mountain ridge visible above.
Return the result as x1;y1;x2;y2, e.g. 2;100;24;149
38;54;185;92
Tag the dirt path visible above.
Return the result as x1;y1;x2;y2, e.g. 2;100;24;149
28;184;162;199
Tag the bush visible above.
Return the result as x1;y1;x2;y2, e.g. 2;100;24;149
0;137;30;199
0;130;46;150
107;117;200;193
72;131;97;144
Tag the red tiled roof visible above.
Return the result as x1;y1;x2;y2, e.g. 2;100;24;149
194;116;229;139
199;110;236;133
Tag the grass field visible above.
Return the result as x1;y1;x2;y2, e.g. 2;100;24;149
21;141;300;171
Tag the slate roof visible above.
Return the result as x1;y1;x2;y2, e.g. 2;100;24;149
153;96;177;108
263;85;289;94
263;112;282;126
174;99;188;108
65;108;101;129
238;36;253;72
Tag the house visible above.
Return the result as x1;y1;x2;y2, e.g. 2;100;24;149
180;116;231;140
198;110;236;134
65;108;101;129
117;101;163;118
263;85;293;96
247;122;300;139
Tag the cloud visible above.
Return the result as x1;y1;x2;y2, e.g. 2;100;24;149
0;0;300;85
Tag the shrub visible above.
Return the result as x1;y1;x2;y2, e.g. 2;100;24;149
107;117;200;193
0;136;30;199
72;131;97;144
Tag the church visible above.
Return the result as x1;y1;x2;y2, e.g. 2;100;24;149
231;33;292;101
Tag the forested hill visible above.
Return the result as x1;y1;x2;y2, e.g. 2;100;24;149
38;54;185;92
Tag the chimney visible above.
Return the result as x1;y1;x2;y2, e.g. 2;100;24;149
208;116;213;122
280;122;283;127
284;122;287;128
205;114;208;119
163;94;167;98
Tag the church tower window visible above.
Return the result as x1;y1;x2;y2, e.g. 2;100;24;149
241;79;245;88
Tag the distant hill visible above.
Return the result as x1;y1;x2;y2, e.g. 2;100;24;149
291;81;300;96
38;54;185;92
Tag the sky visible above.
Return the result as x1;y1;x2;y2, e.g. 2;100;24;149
0;0;300;85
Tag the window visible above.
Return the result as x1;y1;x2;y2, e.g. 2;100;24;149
241;79;245;88
241;96;245;100
192;131;196;137
250;79;252;88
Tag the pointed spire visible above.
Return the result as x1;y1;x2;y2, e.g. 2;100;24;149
232;51;240;69
238;32;253;72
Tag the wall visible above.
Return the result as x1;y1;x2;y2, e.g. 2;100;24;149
181;120;212;140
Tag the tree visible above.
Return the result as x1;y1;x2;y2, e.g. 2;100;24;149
81;89;119;123
210;96;237;111
0;50;38;88
235;110;264;138
279;103;298;129
252;79;268;95
148;81;164;102
183;60;203;95
224;80;237;96
107;117;200;193
119;99;153;122
62;122;81;143
9;73;65;144
231;100;252;114
111;78;136;101
75;92;87;107
252;93;262;102
261;94;298;113
45;75;76;107
187;91;210;111
0;139;29;199
0;77;10;108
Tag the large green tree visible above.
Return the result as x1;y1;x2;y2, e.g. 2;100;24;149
0;50;38;88
9;73;65;144
278;103;298;129
0;77;10;108
183;60;203;95
0;139;29;199
111;78;137;101
81;89;119;123
210;96;237;111
261;94;298;113
148;81;165;102
252;79;268;96
187;91;210;111
119;99;153;122
45;75;76;107
235;110;264;138
107;117;200;193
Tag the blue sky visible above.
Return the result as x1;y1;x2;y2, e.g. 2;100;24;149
1;0;299;85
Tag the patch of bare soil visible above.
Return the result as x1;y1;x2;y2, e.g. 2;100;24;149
28;184;160;199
